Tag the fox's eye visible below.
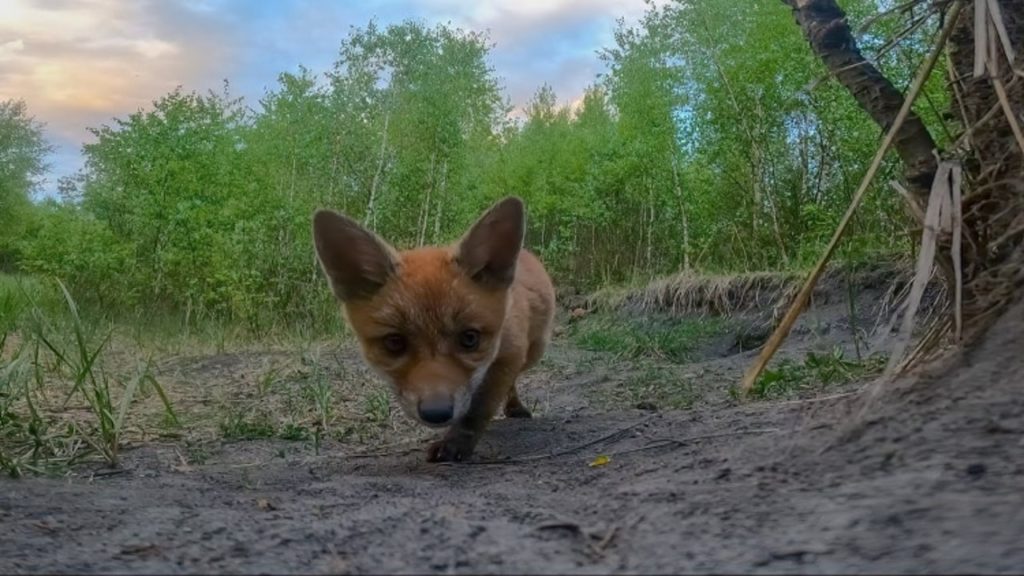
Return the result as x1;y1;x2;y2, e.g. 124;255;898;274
458;329;481;351
382;333;407;355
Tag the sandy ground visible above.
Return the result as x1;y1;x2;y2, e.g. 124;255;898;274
1;284;1022;574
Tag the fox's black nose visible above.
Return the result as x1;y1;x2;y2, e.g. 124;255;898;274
418;398;454;425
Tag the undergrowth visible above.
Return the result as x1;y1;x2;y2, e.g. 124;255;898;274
1;277;178;476
744;347;888;400
568;312;730;364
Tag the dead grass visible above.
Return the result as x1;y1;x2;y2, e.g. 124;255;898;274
584;261;912;319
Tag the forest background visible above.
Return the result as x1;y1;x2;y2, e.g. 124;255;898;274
0;0;948;336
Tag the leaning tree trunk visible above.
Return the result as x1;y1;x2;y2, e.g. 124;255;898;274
948;0;1024;331
781;0;940;201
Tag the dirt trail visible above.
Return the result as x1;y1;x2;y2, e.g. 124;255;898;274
1;288;1023;574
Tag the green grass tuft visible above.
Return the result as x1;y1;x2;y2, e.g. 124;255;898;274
747;347;887;399
568;313;730;364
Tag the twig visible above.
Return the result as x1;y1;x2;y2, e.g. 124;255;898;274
986;0;1016;66
989;69;1024;157
892;180;927;223
885;161;953;375
739;0;966;394
953;74;1021;150
855;0;928;34
596;525;619;552
951;162;963;342
974;0;988;78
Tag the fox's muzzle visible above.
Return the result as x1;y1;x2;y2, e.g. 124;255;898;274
417;395;454;426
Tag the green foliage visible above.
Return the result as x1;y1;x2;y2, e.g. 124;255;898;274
17;203;135;308
0;278;176;475
0;274;62;333
362;389;392;425
0;100;53;269
219;409;278;440
11;3;942;328
748;347;887;399
569;313;730;364
606;362;699;411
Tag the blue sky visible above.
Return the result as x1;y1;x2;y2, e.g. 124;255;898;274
0;0;658;197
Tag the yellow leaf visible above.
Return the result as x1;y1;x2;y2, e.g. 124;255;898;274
589;454;610;467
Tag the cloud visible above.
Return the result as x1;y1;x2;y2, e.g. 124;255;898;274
2;0;662;196
421;0;651;46
0;39;25;57
0;0;239;144
409;0;657;116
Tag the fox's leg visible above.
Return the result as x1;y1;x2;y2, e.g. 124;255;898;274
503;336;548;418
427;362;517;463
503;386;532;418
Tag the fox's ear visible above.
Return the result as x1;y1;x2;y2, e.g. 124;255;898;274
312;210;399;301
455;196;524;289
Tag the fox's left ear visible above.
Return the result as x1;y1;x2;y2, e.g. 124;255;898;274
455;196;525;289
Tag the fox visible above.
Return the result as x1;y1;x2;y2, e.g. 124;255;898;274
312;197;556;462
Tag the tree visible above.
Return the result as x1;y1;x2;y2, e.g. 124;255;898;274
780;0;939;198
329;21;506;246
0;99;52;267
79;85;249;315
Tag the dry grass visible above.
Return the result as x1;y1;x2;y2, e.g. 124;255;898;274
583;261;911;320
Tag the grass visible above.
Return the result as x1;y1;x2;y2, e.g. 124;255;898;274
6;266;894;476
209;345;407;452
744;347;888;400
0;273;421;475
568;312;731;364
600;361;699;410
0;274;63;333
1;277;179;476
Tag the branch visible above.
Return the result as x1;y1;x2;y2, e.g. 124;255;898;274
782;0;939;201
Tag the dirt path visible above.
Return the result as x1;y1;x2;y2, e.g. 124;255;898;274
2;295;1023;574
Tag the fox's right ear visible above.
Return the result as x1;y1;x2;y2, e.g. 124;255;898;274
312;210;398;301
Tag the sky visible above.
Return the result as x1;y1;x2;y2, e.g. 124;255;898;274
0;0;658;197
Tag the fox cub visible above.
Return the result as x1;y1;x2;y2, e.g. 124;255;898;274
312;197;555;462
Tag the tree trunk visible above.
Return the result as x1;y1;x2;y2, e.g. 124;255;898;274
670;154;691;271
781;0;939;200
365;110;391;230
432;158;448;243
417;149;437;247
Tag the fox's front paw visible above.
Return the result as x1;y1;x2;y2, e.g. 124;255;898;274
426;432;476;463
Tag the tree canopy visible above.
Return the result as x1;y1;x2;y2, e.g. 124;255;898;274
9;1;952;328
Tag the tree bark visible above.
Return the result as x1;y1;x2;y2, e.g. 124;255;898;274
781;0;939;200
365;109;390;231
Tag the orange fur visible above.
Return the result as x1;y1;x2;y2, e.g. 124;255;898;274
313;197;555;462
